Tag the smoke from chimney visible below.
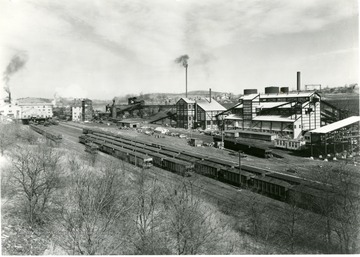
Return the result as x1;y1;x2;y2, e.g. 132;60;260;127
3;52;28;103
175;55;189;97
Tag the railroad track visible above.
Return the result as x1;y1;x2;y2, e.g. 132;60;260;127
45;123;288;215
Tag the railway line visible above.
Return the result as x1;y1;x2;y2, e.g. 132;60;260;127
44;123;359;216
79;127;336;212
35;122;339;253
43;123;289;213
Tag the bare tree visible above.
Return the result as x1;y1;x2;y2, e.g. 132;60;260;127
53;161;132;255
131;169;170;254
164;178;221;255
309;163;360;253
8;144;62;225
0;123;17;155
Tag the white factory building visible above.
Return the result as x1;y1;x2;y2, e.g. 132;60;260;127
223;91;321;139
17;98;53;119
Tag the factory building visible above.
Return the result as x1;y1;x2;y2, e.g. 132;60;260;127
308;116;360;157
71;99;82;122
0;103;22;119
223;90;321;139
176;97;226;130
17;98;53;119
82;98;93;122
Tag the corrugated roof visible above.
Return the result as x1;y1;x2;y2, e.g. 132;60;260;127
196;98;226;111
253;115;296;122
310;116;360;134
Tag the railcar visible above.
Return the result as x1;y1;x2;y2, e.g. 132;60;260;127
29;124;62;143
90;139;153;169
194;160;223;179
162;157;193;176
85;142;99;154
81;129;350;211
218;166;255;188
213;135;273;158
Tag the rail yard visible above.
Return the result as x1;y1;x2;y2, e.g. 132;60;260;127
36;121;359;213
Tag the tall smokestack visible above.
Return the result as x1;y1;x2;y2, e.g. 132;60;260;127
297;71;301;91
209;88;212;102
175;55;189;98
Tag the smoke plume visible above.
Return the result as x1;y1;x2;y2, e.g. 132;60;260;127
3;52;29;94
175;54;189;68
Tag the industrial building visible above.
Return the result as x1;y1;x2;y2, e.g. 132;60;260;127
71;99;82;122
17;98;53;119
0;103;22;119
308;116;360;157
81;98;93;122
222;88;321;139
176;96;226;130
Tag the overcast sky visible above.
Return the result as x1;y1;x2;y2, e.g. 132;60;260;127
0;0;358;100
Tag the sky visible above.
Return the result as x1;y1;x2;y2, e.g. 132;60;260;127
0;0;358;100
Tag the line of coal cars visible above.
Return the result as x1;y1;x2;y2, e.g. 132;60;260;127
80;128;331;209
29;124;62;143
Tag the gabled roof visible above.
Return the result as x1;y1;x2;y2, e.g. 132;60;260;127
177;98;195;104
310;116;360;134
196;98;226;111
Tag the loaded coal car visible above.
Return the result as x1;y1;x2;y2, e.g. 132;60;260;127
85;142;99;155
194;160;223;179
79;135;88;144
102;143;153;169
252;176;292;201
213;135;273;158
162;157;193;177
218;166;255;188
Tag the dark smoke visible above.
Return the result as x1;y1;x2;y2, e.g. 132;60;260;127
175;54;189;68
3;53;28;93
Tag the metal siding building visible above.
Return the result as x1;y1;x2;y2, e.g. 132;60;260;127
223;92;321;139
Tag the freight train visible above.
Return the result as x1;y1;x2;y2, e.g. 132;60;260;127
29;124;62;143
79;134;192;175
80;128;333;209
